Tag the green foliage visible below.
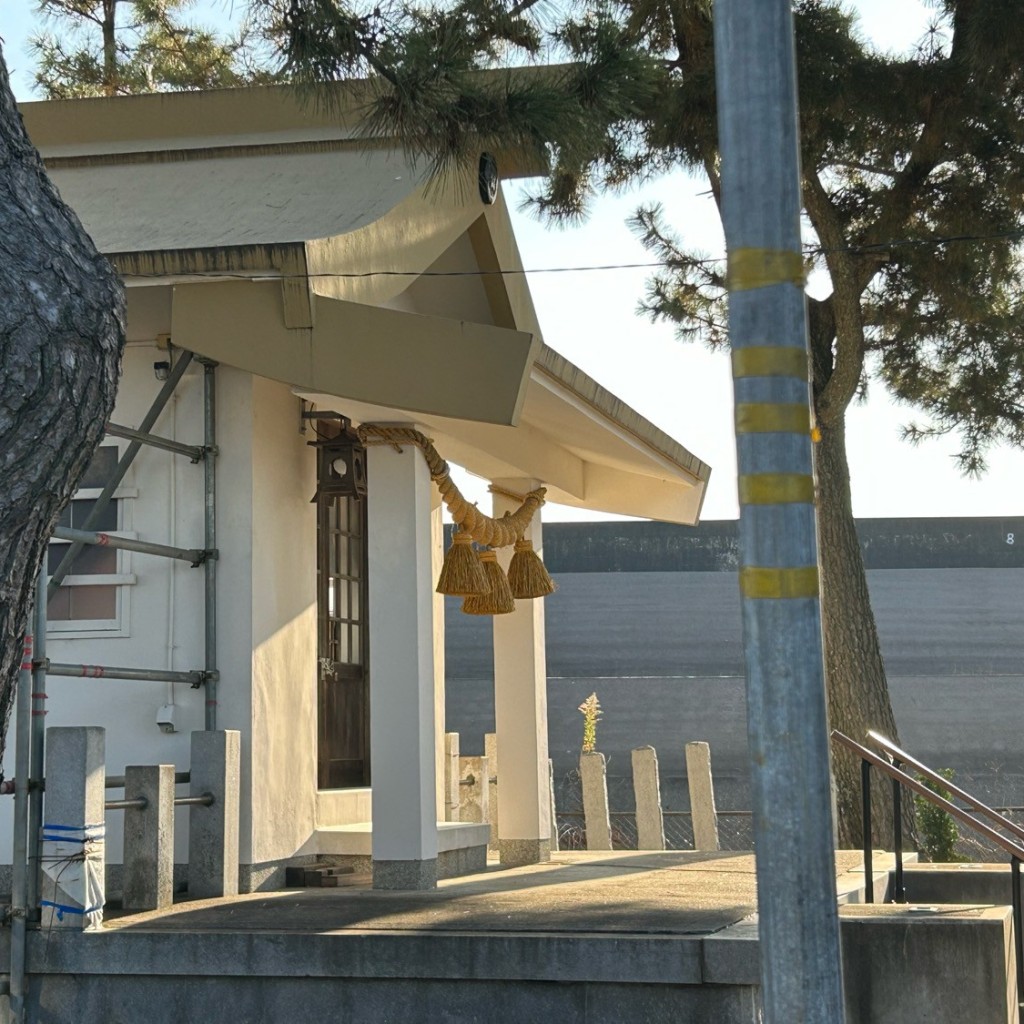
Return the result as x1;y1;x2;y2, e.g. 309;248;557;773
31;0;279;97
914;768;966;863
577;692;601;754
275;0;1024;470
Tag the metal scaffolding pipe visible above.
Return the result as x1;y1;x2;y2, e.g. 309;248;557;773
104;422;205;463
52;525;210;566
105;798;148;812
713;0;844;1018
1;772;193;794
49;349;195;597
46;663;206;686
9;633;33;1023
203;360;218;730
174;793;214;808
28;573;46;921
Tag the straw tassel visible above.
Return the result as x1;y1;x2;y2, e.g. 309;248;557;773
507;537;557;599
436;529;489;596
462;549;515;615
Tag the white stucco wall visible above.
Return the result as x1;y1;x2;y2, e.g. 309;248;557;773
247;375;318;867
0;337;327;874
0;341;230;866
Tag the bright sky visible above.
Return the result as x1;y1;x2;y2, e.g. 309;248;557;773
2;1;1021;523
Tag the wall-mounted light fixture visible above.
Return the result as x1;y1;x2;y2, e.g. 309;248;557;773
304;411;367;500
316;438;367;498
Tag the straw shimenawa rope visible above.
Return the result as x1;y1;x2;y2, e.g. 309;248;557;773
356;424;546;546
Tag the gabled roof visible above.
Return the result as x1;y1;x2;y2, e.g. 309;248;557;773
21;82;711;524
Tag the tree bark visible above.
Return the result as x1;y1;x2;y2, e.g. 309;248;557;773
0;49;125;763
815;416;915;849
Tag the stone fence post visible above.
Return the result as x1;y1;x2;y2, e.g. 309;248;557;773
123;764;175;912
548;759;559;852
686;741;720;851
485;732;499;852
444;732;460;822
188;730;240;898
580;751;612;851
459;756;490;825
41;726;105;930
631;746;666;850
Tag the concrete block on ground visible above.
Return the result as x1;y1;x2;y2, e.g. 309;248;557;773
631;746;665;850
580;751;612;851
458;756;489;826
41;726;105;930
188;730;240;899
123;764;175;912
443;733;460;822
899;864;1013;905
685;741;720;851
840;904;1018;1024
485;732;499;852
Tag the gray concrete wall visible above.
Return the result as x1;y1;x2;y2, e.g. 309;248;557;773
446;541;1024;817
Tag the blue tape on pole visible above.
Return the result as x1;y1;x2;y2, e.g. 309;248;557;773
40;900;104;921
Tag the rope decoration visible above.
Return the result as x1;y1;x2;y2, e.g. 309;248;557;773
356;423;556;612
356;424;547;547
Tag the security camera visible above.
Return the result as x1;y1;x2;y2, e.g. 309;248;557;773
157;704;177;734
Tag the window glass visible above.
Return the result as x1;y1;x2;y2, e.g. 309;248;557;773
47;445;128;632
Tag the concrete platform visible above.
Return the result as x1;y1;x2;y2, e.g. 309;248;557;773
5;850;1015;1024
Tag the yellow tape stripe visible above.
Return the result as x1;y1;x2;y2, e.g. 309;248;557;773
728;248;806;292
740;566;820;600
735;403;811;435
732;346;808;380
739;474;815;505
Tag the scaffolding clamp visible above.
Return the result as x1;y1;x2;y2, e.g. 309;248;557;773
191;549;219;568
192;669;220;690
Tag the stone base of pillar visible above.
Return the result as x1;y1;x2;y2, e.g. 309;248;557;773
372;858;438;891
499;838;551;868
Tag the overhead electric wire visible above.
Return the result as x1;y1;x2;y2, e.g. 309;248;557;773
119;225;1024;282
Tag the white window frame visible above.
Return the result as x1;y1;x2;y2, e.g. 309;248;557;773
46;449;138;638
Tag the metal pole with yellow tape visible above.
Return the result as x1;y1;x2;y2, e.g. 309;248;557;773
714;0;845;1020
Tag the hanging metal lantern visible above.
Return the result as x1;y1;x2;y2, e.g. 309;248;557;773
315;437;367;499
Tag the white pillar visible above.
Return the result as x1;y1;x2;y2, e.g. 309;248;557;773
491;479;551;866
432;500;446;820
368;432;438;889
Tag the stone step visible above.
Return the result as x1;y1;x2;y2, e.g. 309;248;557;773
285;865;368;888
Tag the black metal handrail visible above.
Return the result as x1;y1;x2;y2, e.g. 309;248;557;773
866;731;1024;846
832;729;1024;1005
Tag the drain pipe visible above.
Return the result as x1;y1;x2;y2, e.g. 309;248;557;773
9;631;34;1023
202;359;218;730
28;573;46;920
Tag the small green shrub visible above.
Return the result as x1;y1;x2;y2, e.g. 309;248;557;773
914;768;966;863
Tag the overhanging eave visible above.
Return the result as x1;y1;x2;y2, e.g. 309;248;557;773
170;281;538;425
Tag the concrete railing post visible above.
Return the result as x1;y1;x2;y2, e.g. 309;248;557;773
124;764;175;911
188;730;240;899
484;732;499;852
686;741;721;852
580;751;612;851
444;732;460;822
41;726;105;930
632;746;666;851
459;756;490;825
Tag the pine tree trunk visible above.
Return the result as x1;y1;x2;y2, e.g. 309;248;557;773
0;51;124;760
815;416;915;849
